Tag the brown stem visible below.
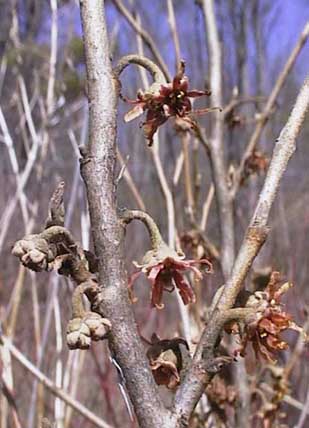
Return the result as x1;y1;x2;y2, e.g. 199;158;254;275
113;54;166;85
39;226;76;247
120;209;164;250
45;181;65;228
71;283;92;318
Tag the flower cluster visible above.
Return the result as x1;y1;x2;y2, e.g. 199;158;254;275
238;272;295;362
124;60;211;145
129;241;212;309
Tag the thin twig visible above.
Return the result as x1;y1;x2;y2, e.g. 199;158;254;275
0;106;29;227
166;0;181;68
172;76;309;425
53;286;64;428
181;132;195;222
294;388;309;428
114;54;165;85
46;0;58;116
201;0;235;278
111;0;171;81
173;151;184;186
200;183;214;231
232;22;309;196
117;149;146;211
1;337;113;428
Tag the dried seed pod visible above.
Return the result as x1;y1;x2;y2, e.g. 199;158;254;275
147;334;190;389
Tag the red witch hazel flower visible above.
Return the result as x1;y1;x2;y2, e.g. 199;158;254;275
124;60;214;145
129;240;212;309
237;272;304;362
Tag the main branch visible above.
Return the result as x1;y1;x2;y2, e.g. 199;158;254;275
78;1;171;427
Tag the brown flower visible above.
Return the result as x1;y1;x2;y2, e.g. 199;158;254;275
238;272;294;362
206;375;237;409
129;242;212;309
241;150;269;184
146;334;190;389
124;60;211;145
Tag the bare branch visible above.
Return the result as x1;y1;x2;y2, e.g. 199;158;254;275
111;0;171;81
114;54;165;85
166;0;181;67
46;0;58;116
117;149;146;211
45;181;65;228
201;0;235;278
1;336;113;428
78;2;171;426
232;22;309;196
172;76;309;425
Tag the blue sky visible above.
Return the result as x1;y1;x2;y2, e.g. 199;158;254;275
55;0;308;89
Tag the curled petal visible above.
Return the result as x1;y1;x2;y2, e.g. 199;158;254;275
143;116;168;145
259;318;281;336
176;77;189;93
173;270;196;305
171;257;213;279
128;270;142;303
187;264;203;281
148;346;181;389
151;277;165;309
148;264;164;284
159;84;173;97
172;62;186;91
162;104;172;118
268;311;292;328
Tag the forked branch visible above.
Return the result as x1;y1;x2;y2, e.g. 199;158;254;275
172;77;309;425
